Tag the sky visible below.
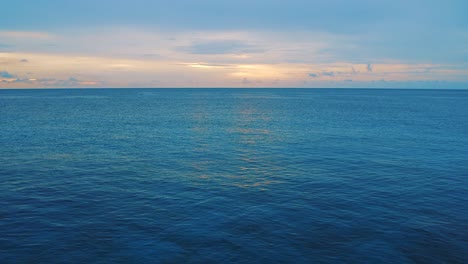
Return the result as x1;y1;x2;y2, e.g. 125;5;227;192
1;0;467;88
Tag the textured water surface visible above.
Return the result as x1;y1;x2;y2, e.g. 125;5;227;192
0;88;467;263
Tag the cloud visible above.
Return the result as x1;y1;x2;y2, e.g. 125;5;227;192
20;59;29;62
0;74;100;87
0;31;52;39
0;73;36;84
309;72;338;78
180;40;263;55
52;77;99;86
1;1;467;66
0;71;15;78
13;78;33;83
2;51;468;88
367;63;373;72
241;77;263;86
182;62;236;69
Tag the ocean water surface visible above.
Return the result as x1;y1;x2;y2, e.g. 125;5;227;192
0;88;467;263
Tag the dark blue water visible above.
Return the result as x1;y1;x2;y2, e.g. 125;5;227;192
1;88;467;263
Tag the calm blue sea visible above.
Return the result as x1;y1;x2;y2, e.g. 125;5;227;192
0;88;467;263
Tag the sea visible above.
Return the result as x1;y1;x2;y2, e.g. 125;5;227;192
0;88;467;263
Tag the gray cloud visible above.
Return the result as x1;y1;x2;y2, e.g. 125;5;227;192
13;78;32;83
241;77;263;85
322;71;335;77
308;73;318;78
4;76;99;87
367;63;373;72
20;59;29;63
0;71;15;78
46;77;94;86
180;40;264;55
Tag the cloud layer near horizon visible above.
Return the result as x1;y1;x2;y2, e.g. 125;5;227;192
1;1;467;88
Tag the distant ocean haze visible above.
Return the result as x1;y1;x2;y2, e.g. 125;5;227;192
0;88;467;263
